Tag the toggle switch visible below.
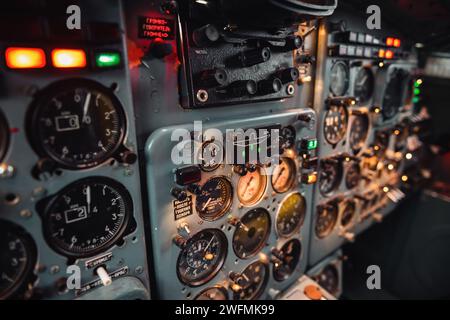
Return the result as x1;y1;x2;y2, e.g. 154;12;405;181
192;24;220;47
177;222;191;238
171;187;187;201
96;266;112;287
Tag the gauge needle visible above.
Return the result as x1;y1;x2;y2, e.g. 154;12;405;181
204;235;216;253
202;198;212;211
86;185;91;214
82;92;92;122
243;176;254;195
274;167;285;185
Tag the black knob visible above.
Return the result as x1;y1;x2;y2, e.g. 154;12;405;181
227;80;257;97
275;68;299;84
283;35;303;51
298;113;313;122
258;78;282;95
298;54;315;64
233;165;248;176
192;24;220;47
245;164;257;173
187;184;201;195
328;20;347;33
171;187;187;201
198;68;228;87
236;47;271;67
121;151;137;164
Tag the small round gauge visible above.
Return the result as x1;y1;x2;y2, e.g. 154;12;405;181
323;104;348;146
271;157;297;193
0;109;10;162
319;159;343;195
374;131;390;157
349;114;369;155
177;229;227;287
330;61;350;96
345;161;361;190
233;261;268;300
382;69;405;119
194;286;228;300
0;220;37;300
196;176;233;221
316;265;339;296
199;140;223;172
340;200;356;228
276;192;306;237
315;203;338;238
354;67;375;104
41;177;132;258
237;166;267;206
233;208;271;259
273;239;302;282
28;79;126;170
280;126;296;150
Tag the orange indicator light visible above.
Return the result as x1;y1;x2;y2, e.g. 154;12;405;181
385;50;394;59
386;37;394;46
51;49;87;68
5;47;46;69
393;38;401;47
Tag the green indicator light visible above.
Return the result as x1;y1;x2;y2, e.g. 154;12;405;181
413;97;420;103
307;139;318;150
414;88;421;95
96;52;121;67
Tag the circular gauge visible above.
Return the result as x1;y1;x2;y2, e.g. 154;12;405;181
319;159;342;195
42;177;132;258
340;200;356;228
0;220;37;299
233;261;268;300
382;69;405;119
330;61;349;96
0;109;10;162
345;161;361;189
273;239;302;282
177;229;227;287
323;104;348;146
232;208;271;259
281;126;296;150
194;286;228;300
276;192;306;237
237;166;267;206
354;67;374;104
315;203;338;239
349;114;369;155
196;176;233;221
374;131;390;157
316;265;339;296
271;157;297;193
28;79;126;170
199;140;223;172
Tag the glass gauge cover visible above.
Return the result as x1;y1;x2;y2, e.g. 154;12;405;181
237;166;267;206
323;104;348;146
276;192;306;237
315;203;338;238
196;176;233;221
382;69;405;119
0;110;10;162
41;177;132;258
28;79;126;169
345;161;361;190
199;140;223;172
340;200;356;228
330;61;349;96
194;286;228;300
233;208;271;259
177;229;227;287
349;114;369;154
273;239;302;282
319;159;343;195
233;261;269;300
317;265;339;296
271;157;297;193
354;67;375;104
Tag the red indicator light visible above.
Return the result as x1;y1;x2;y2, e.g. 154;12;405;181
378;49;385;58
5;47;46;69
385;50;394;59
393;38;401;47
51;49;86;68
386;37;394;46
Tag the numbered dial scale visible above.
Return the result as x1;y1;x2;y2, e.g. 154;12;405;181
40;177;133;258
354;67;375;104
0;220;37;299
315;203;339;239
319;159;343;195
271;157;297;193
330;61;350;96
276;192;306;237
273;239;302;282
323;104;348;146
349;114;369;155
233;261;269;300
196;176;233;221
28;79;127;169
177;229;228;287
237;166;267;206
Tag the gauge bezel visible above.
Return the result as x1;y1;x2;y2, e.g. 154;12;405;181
316;264;340;296
275;191;307;238
349;113;370;155
26;78;127;170
329;60;350;97
176;229;228;287
273;238;302;282
339;199;356;229
237;165;268;207
345;161;361;190
0;109;10;163
40;176;133;258
315;202;339;239
319;159;343;196
194;285;229;300
233;260;269;300
198;140;223;172
271;156;297;194
195;176;233;221
353;66;375;104
323;104;349;146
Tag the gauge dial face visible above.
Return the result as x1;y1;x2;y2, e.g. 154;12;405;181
281;126;296;150
194;286;228;300
374;131;390;157
317;265;339;295
349;114;369;154
42;177;132;258
237;166;267;206
315;203;338;238
340;200;356;228
199;140;223;172
233;261;268;300
0;220;37;299
273;239;302;282
177;229;227;287
29;80;126;169
271;157;296;193
319;159;342;195
323;104;348;145
354;67;374;104
233;208;271;259
276;192;306;237
330;61;349;96
196;176;233;221
0;110;10;162
345;161;361;189
382;70;405;119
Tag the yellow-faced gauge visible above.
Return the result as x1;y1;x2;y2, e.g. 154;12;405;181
276;192;307;237
237;166;267;206
271;157;297;193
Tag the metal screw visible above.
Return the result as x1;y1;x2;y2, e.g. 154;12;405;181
196;89;209;103
135;266;144;274
19;209;32;219
50;265;60;274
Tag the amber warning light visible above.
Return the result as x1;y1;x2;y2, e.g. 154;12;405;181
138;16;175;40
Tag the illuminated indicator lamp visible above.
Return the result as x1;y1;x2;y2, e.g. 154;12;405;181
383;186;390;193
371;106;381;114
393;39;401;48
405;153;413;160
307;139;318;151
401;175;409;182
95;52;121;68
5;47;46;69
413;97;420;103
52;49;86;68
387;164;395;170
378;62;385;68
414;88;421;95
378;49;385;58
302;172;318;184
386;37;394;46
385;50;394;59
